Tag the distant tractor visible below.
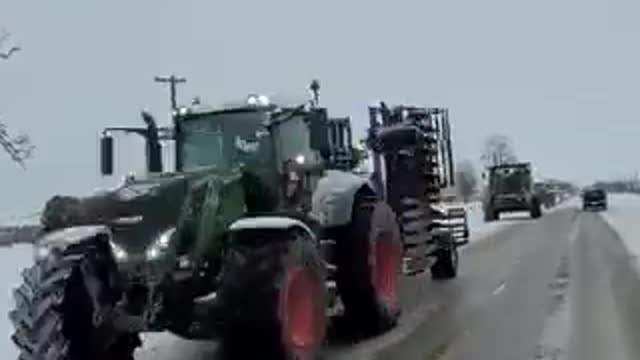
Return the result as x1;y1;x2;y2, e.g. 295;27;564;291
482;162;542;221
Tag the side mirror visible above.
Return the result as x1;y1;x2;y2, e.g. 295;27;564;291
100;134;114;175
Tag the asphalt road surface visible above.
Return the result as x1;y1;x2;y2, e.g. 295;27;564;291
135;205;635;360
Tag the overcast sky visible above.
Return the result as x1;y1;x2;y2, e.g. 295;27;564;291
1;0;638;218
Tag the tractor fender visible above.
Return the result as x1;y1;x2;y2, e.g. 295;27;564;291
228;216;315;239
36;225;112;255
310;170;374;227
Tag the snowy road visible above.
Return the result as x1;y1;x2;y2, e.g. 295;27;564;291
4;196;640;360
135;207;548;360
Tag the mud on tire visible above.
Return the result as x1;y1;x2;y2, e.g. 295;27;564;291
333;189;403;338
217;226;327;360
10;237;139;360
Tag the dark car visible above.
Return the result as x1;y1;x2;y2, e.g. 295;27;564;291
582;188;607;211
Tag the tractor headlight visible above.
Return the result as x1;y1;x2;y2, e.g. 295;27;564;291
110;241;128;261
145;227;176;260
33;245;51;262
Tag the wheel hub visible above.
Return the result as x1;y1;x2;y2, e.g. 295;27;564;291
370;233;401;307
279;267;325;359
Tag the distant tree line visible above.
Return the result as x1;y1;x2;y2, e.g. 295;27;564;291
481;134;518;168
592;180;640;194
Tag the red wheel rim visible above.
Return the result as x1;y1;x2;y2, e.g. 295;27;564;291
370;233;401;307
279;267;325;359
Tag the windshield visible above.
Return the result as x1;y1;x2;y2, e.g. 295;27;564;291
584;189;606;199
180;119;224;171
490;167;530;193
179;110;269;171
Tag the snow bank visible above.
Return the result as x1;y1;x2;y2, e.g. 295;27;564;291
464;201;528;243
600;194;640;270
463;197;576;247
0;244;34;359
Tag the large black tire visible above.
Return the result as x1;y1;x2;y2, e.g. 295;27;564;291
484;208;497;222
530;199;542;219
217;226;327;360
10;237;140;360
430;236;459;280
333;190;403;338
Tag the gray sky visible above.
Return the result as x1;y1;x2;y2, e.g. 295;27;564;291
0;0;638;218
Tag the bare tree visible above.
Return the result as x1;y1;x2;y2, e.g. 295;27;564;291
0;27;32;167
481;134;517;167
0;28;20;60
456;159;478;203
0;120;34;167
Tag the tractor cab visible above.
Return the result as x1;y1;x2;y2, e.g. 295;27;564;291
488;162;533;196
99;87;356;215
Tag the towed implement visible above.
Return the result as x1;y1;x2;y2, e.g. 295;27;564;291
10;82;466;360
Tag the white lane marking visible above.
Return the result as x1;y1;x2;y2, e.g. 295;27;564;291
569;213;581;245
492;281;506;295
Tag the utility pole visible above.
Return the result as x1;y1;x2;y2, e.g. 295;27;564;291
154;74;186;111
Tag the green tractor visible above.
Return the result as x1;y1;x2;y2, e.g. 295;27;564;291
482;162;542;221
10;82;463;360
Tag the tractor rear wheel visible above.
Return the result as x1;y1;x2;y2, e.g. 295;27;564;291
10;237;140;360
334;191;403;338
217;227;327;360
430;236;459;279
531;199;542;219
484;207;497;222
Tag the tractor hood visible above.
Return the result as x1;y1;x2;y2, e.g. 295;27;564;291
104;173;193;253
41;167;240;255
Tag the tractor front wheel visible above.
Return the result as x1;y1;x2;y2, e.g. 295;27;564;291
10;237;140;360
217;227;327;360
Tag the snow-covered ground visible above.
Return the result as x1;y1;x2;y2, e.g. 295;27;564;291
464;201;516;240
465;202;533;243
463;197;579;248
599;193;640;272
